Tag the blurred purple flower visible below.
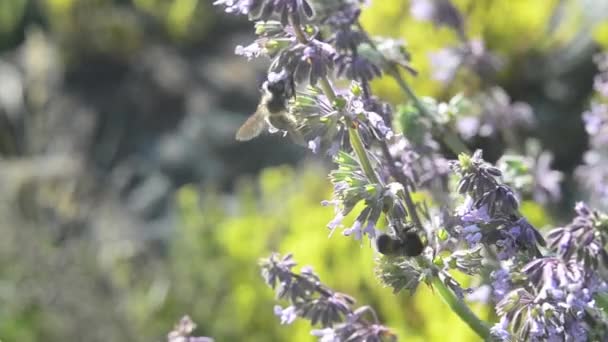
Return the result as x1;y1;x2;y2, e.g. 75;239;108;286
490;268;511;302
214;0;314;25
274;305;298;324
311;328;338;342
335;55;382;82
261;254;394;341
322;5;364;51
464;87;534;139
343;218;364;239
532;151;563;204
429;39;502;84
490;317;512;341
167;316;214;342
577;150;608;204
272;39;335;85
593;52;608;97
308;136;321;153
495;288;588;341
547;202;608;269
595;72;608;98
582;102;608;147
429;47;462;83
410;0;465;36
461;203;490;223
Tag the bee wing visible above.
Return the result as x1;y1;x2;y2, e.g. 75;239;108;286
235;107;268;141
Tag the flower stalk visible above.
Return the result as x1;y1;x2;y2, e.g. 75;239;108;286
430;276;491;340
290;14;382;187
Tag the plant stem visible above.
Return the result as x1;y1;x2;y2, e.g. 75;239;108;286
348;125;380;184
379;131;423;230
430;276;491;340
289;15;380;186
290;18;308;43
318;77;337;102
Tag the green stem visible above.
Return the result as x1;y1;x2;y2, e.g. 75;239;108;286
348;125;380;184
379;141;423;229
318;77;337;102
289;15;309;44
288;15;380;186
430;276;491;340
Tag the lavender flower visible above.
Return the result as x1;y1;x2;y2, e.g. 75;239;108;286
593;52;608;98
547;202;608;269
582;102;608;147
573;53;608;207
214;0;314;25
429;40;502;84
167;316;214;342
492;201;608;341
454;87;534;142
409;0;465;37
451;150;544;260
311;310;396;342
490;268;511;302
451;149;503;200
334;54;381;82
576;152;608;206
495;255;606;341
495;287;588;342
261;253;395;341
271;39;336;85
321;3;364;51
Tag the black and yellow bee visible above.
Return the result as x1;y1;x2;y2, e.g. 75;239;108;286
235;74;302;143
376;230;424;257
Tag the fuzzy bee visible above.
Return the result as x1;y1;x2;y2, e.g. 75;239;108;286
235;74;303;143
376;230;425;257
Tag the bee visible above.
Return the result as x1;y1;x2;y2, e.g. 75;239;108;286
235;75;303;143
376;230;424;257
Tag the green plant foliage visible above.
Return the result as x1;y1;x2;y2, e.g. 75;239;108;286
359;0;587;102
159;163;491;341
0;0;27;46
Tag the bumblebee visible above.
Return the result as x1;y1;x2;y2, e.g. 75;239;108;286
376;230;424;257
235;74;301;142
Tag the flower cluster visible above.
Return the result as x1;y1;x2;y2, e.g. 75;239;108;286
260;253;396;341
577;52;608;207
214;0;314;25
215;0;608;340
491;203;608;341
409;0;501;85
455;87;535;143
410;0;464;36
450;150;544;260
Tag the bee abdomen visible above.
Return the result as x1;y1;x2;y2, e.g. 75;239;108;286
376;232;424;257
268;113;298;131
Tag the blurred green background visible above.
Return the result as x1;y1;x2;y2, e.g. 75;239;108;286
0;0;606;341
